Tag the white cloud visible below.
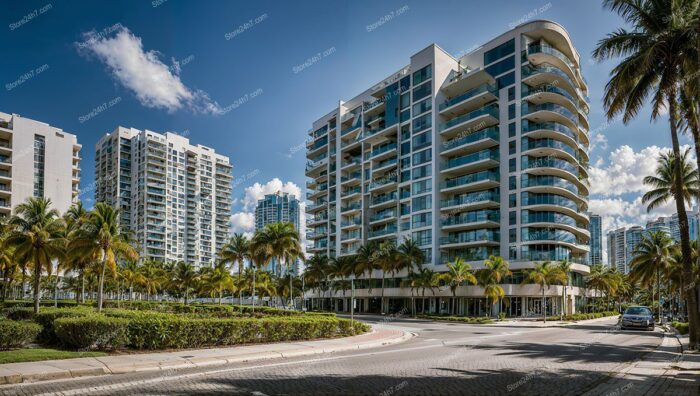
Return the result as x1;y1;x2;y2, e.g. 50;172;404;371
230;212;255;237
79;25;222;114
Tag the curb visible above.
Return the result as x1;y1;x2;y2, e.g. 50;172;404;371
0;328;414;386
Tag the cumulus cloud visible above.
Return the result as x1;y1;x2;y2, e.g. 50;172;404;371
230;212;255;237
78;25;222;114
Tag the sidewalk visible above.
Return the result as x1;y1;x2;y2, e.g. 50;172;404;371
0;327;412;385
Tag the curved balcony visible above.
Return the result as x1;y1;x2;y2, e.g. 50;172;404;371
442;210;500;231
521;210;590;238
522;63;579;98
439;83;498;117
441;148;499;175
525;43;584;90
519;245;588;264
441;189;500;212
440;229;500;248
522;102;579;131
521;138;580;164
521;227;589;253
440;170;499;194
439;247;500;264
370;191;398;209
440;104;499;139
522;83;578;115
521;192;588;220
522;120;579;148
441;127;499;157
521;174;587;204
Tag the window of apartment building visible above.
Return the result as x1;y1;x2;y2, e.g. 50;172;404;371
496;71;515;89
412;112;432;133
400;170;410;183
412;131;432;151
412;164;431;179
509;211;517;225
508;86;515;101
484;38;515;65
400;93;411;110
412;83;432;102
412;229;432;246
412;195;432;211
412;179;432;195
412;148;431;166
400;141;410;156
509;158;516;172
412;213;432;228
33;134;46;198
400;202;411;216
400;108;411;123
509;246;517;260
401;124;411;141
508;103;516;120
412;98;432;117
509;140;516;155
509;228;517;243
509;175;517;190
400;157;410;169
485;55;514;77
509;122;516;138
412;64;432;85
509;193;517;208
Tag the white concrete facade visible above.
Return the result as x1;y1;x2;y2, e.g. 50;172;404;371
0;112;81;215
95;127;232;268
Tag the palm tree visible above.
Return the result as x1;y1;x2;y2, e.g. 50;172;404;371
440;257;476;315
400;271;421;317
416;268;439;314
203;261;235;304
354;243;378;294
397;238;426;275
249;231;272;312
256;222;302;308
220;233;250;311
629;230;674;323
69;203;138;311
139;260;163;301
304;254;329;308
6;197;65;313
375;241;399;314
119;259;143;301
477;256;512;317
558;260;572;318
173;261;198;305
522;261;567;322
586;265;622;311
594;0;700;349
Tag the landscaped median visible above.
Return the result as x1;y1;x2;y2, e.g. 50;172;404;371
416;315;494;324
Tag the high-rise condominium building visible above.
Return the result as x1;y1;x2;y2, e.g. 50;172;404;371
623;226;644;274
254;192;301;275
588;213;602;266
305;21;590;316
95;127;232;267
607;228;626;273
0;112;81;215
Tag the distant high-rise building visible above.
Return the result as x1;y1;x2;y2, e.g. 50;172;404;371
624;226;644;274
0;112;81;215
646;216;673;239
254;192;301;275
588;214;602;266
607;228;626;273
95;127;232;267
689;207;700;242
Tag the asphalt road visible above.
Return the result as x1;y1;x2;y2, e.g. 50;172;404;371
1;316;669;396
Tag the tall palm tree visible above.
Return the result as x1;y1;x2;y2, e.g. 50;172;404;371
440;257;477;315
397;238;426;275
249;231;272;312
6;197;64;313
220;233;250;311
629;230;675;323
400;271;421;317
173;261;198;305
304;254;329;306
204;261;236;305
69;203;138;311
375;241;399;314
594;0;700;349
558;260;572;318
477;256;512;317
416;267;439;314
257;222;302;308
522;261;567;322
119;259;143;301
354;243;378;294
139;260;163;301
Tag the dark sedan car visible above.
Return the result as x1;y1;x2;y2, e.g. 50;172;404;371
620;306;654;331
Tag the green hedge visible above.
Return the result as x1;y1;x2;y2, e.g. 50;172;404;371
671;321;689;335
99;301;300;317
33;308;93;344
1;300;82;309
53;311;369;351
54;316;129;350
0;320;42;350
550;311;619;321
418;315;494;324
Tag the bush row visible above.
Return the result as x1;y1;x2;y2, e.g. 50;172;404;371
552;311;619;321
671;321;689;335
100;300;302;317
417;314;494;324
0;320;42;350
54;314;369;351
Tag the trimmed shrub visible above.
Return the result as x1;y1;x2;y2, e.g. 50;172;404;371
0;320;42;350
33;307;92;344
54;316;129;350
671;321;689;335
3;307;36;321
1;300;81;309
417;314;494;324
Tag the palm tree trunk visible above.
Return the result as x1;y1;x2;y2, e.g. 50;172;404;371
381;274;385;314
32;261;41;314
21;266;27;300
238;261;243;313
657;267;662;324
289;269;294;310
251;266;256;314
542;289;546;323
97;251;107;312
669;90;700;349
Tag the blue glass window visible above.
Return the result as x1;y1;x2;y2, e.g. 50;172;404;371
484;39;515;65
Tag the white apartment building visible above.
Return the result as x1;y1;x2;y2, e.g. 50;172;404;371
0;112;81;215
305;20;591;316
95;127;232;267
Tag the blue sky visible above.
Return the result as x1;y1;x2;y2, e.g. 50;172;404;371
1;0;689;253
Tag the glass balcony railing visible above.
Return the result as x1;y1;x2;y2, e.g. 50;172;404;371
442;210;500;227
527;43;577;73
369;224;397;238
341;124;361;136
521;227;586;246
369;174;398;189
440;247;499;264
340;201;362;212
370;209;397;222
522;156;579;177
440;229;500;245
439;83;497;111
522;120;579;143
521;193;583;212
441;190;499;208
441;104;499;132
371;191;398;206
342;231;361;241
522;63;578;92
375;156;398;170
521;175;582;196
443;149;499;170
522;83;576;105
441;170;499;190
341;171;361;182
521;138;578;159
522;102;578;127
341;186;361;196
441;127;499;152
342;156;361;167
370;143;397;158
521;211;586;229
341;218;362;227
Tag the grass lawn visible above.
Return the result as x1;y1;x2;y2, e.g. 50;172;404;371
0;348;106;364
